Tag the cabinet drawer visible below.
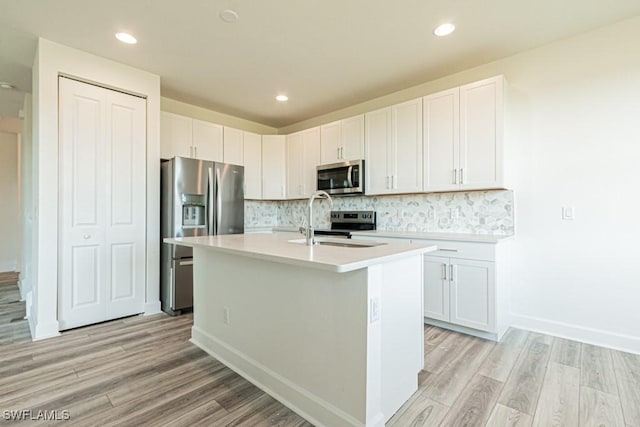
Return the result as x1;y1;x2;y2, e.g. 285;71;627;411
412;239;495;261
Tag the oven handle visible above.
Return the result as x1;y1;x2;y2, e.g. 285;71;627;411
347;166;354;188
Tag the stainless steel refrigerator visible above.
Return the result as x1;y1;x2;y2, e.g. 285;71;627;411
161;157;244;315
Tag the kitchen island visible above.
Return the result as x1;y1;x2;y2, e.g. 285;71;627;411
166;233;436;427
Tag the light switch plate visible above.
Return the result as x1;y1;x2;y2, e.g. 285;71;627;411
369;297;380;323
562;206;575;220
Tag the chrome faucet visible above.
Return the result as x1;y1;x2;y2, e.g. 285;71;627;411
303;190;333;245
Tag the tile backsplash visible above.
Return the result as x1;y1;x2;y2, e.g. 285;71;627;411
246;190;514;235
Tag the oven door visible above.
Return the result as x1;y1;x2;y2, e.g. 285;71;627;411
317;160;363;195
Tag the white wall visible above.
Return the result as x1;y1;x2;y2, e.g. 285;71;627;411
31;38;161;340
161;97;277;135
21;94;33;303
280;16;640;353
500;18;640;353
0;131;19;272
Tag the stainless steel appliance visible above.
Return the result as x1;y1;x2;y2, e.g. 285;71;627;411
161;157;244;315
314;210;376;238
316;160;364;196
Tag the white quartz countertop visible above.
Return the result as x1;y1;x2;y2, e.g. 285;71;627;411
261;226;513;243
165;233;436;273
350;230;514;243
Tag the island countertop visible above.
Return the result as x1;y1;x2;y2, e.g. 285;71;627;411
165;233;436;273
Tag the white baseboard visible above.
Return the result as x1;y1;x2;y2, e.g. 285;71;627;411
143;300;162;315
191;326;365;427
511;313;640;355
28;317;60;341
424;318;502;342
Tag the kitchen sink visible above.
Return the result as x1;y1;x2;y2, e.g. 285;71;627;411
288;238;387;248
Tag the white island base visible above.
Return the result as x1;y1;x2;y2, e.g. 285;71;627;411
169;234;434;426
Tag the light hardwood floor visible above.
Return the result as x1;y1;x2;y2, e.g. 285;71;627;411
0;274;31;346
1;282;638;426
390;326;640;427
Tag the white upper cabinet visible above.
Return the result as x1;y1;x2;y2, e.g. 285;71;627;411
192;119;223;162
223;126;244;166
423;88;460;192
365;107;392;195
262;135;287;200
320;114;365;164
341;114;365;162
243;132;262;199
392;98;423;193
423;76;504;191
459;76;504;190
286;132;304;198
365;98;422;195
160;112;223;162
286;127;320;199
160;112;192;159
303;127;321;197
320;121;341;164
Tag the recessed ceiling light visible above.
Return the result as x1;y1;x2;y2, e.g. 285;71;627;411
434;23;455;37
220;9;239;23
115;32;137;44
275;95;289;102
0;82;15;90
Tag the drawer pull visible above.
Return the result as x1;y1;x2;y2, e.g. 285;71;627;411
179;260;194;266
439;248;458;252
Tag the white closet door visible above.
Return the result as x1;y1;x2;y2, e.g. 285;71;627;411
59;77;146;330
104;89;146;320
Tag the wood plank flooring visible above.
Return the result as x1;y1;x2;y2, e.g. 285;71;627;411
1;290;639;426
390;326;640;427
0;274;31;346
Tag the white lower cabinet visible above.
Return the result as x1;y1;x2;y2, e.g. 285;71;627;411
419;239;508;340
354;234;510;341
425;256;495;332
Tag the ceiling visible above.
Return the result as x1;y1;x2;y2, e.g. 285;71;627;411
1;1;639;127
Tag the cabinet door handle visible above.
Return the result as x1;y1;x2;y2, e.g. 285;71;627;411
442;263;447;280
337;147;341;160
450;264;455;282
341;147;344;159
439;248;458;252
386;176;390;189
460;168;464;184
392;175;396;189
453;169;458;184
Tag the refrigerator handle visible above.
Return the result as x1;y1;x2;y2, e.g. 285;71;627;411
216;167;222;234
208;167;215;235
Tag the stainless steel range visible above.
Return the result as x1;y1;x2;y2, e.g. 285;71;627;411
314;210;376;238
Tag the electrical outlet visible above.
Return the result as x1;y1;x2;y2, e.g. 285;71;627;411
369;297;380;323
223;307;230;325
562;206;575;220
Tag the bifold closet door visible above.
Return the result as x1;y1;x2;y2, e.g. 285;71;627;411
58;77;146;330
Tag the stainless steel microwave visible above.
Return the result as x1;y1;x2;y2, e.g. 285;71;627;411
316;160;364;195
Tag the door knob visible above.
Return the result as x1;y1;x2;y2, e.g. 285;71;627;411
83;234;91;239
